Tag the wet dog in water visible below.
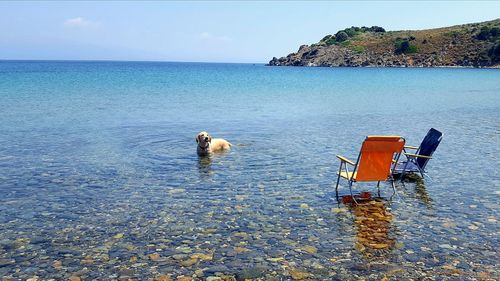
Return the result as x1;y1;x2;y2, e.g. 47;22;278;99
196;131;232;156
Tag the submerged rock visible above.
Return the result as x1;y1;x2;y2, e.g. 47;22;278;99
235;267;268;281
205;265;230;275
156;275;172;281
0;259;15;267
289;269;310;280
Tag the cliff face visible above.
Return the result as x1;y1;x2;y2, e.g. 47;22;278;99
269;19;500;68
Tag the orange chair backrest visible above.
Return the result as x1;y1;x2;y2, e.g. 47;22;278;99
355;136;405;181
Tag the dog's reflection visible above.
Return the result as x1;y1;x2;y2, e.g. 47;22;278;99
197;150;231;179
197;155;213;177
341;193;395;254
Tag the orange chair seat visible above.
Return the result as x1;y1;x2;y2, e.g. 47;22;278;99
337;171;357;181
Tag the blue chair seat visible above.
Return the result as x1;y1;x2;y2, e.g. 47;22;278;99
392;161;420;174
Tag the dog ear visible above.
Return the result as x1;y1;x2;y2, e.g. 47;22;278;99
208;135;212;142
196;135;200;143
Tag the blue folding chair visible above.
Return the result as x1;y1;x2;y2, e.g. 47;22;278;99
392;128;443;179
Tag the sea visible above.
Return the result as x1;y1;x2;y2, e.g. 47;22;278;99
0;60;499;280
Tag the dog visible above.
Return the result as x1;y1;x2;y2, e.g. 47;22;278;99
196;131;232;156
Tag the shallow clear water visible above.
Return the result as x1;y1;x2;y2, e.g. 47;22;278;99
0;61;499;280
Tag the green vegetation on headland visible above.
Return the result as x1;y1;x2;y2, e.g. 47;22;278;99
269;19;500;68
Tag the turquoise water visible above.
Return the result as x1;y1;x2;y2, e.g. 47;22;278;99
0;61;499;280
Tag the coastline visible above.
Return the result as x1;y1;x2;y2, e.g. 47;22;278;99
266;64;500;69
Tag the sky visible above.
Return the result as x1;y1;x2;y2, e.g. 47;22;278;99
0;1;499;63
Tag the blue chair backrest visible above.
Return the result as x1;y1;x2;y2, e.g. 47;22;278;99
416;128;443;170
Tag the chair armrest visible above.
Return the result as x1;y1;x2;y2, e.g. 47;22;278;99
404;153;432;159
404;145;418;150
336;155;355;165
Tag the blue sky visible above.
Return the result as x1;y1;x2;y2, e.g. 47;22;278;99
1;1;499;63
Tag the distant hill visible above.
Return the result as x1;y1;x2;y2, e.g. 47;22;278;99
269;19;500;68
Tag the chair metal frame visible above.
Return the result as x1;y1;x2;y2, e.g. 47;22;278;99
335;136;405;204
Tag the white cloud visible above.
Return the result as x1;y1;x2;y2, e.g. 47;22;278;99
64;17;98;28
199;32;231;42
200;32;211;39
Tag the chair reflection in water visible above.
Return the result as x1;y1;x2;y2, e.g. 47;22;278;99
335;136;405;203
341;193;395;253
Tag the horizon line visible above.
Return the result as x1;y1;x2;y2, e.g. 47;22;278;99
0;59;267;65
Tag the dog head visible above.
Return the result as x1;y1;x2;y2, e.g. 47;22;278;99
196;131;212;149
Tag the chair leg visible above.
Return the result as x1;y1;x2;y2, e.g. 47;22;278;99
390;179;402;202
349;181;358;205
335;165;342;196
418;167;425;179
400;161;410;182
335;162;345;198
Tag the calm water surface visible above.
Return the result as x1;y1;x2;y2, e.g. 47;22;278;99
0;61;499;280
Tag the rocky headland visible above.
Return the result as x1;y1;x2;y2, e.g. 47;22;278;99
269;19;500;68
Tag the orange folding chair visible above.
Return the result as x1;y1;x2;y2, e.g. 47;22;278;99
335;136;405;203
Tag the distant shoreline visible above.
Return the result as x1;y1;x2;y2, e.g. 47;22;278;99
269;19;500;69
1;60;498;69
267;64;500;69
